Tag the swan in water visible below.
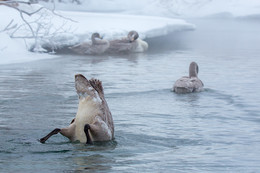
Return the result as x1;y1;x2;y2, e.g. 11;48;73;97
40;74;114;144
173;62;204;94
106;30;148;53
70;33;110;55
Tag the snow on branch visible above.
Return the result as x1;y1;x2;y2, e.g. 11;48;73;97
0;0;77;52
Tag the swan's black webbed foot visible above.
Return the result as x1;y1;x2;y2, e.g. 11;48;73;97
40;128;61;143
84;124;93;145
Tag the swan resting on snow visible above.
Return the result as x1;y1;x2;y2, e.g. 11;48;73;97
69;33;110;55
173;62;204;94
106;30;148;53
40;74;114;144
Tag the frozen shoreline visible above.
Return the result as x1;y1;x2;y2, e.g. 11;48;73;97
59;11;195;39
0;5;195;65
40;11;195;51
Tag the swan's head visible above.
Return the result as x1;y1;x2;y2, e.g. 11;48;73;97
91;32;105;45
189;62;199;78
91;32;103;40
127;30;139;42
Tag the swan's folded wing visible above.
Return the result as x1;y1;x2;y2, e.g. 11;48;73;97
91;41;110;54
70;42;91;55
108;39;133;53
173;77;194;93
191;78;204;92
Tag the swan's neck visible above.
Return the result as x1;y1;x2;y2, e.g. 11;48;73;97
189;63;198;78
92;37;98;44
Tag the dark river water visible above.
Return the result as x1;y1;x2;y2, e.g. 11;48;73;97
0;19;260;172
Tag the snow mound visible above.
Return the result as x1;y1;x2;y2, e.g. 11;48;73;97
0;33;54;65
60;11;195;39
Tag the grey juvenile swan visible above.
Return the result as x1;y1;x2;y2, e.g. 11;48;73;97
40;74;114;144
173;62;204;94
106;30;148;53
70;33;110;55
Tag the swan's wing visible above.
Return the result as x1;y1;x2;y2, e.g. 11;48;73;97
173;77;204;93
107;39;133;53
173;77;194;93
70;42;91;55
90;40;110;54
75;74;100;100
190;78;204;92
89;78;104;96
89;79;114;138
95;39;110;45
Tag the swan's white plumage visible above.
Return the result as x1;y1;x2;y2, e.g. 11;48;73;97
107;31;148;53
74;96;102;143
133;38;149;53
173;62;204;94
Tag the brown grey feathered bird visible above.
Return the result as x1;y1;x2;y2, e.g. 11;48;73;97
40;74;114;144
106;30;148;53
70;33;109;55
173;62;204;94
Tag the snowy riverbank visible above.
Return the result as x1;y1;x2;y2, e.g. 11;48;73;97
0;4;194;65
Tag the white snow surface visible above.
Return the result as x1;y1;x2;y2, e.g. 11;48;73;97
59;11;195;39
0;32;54;65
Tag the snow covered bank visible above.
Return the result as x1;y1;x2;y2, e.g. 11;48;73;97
0;33;55;65
59;11;195;39
0;4;195;65
41;11;195;51
40;11;195;50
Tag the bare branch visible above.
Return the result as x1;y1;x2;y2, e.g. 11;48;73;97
46;1;78;23
0;1;77;22
19;9;36;37
2;0;78;52
3;19;14;30
0;19;18;32
0;2;45;16
3;1;36;5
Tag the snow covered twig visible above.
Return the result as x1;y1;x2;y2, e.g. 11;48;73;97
0;0;77;52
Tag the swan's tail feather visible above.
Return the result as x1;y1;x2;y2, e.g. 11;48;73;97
75;74;95;98
89;78;104;96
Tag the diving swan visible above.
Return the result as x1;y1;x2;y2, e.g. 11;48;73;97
40;74;114;144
